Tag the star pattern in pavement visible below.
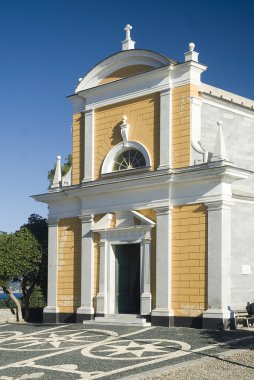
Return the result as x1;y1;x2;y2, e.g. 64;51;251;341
95;339;170;358
2;330;105;350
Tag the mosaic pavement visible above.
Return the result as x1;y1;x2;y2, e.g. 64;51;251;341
0;323;254;379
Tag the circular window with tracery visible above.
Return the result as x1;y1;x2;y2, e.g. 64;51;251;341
113;149;146;171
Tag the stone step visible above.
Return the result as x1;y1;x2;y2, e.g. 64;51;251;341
83;314;151;326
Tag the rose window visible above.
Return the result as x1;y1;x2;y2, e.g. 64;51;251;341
113;149;146;171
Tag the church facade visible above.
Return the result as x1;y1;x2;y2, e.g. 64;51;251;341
34;25;254;329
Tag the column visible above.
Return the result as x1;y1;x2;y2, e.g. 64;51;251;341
77;214;94;321
140;231;152;316
203;201;232;330
96;240;108;316
82;109;94;182
43;218;59;323
158;89;171;170
151;206;174;326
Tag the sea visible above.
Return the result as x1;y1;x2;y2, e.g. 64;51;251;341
0;292;23;299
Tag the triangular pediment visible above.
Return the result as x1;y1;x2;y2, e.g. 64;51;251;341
91;210;155;232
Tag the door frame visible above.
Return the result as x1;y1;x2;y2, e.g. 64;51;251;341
95;225;152;317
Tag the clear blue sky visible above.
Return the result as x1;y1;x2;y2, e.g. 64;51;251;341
0;0;253;232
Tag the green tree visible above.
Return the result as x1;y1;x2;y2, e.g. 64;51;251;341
0;228;43;322
22;214;48;303
48;154;72;185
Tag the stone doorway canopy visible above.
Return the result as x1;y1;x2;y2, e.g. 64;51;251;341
91;211;155;317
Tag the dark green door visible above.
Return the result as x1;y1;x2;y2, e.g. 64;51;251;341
116;244;140;314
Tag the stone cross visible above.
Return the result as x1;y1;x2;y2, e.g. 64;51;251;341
124;24;132;40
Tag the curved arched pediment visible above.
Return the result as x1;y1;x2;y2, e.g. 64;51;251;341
75;49;174;93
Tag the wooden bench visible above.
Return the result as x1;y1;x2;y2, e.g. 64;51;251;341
234;310;254;328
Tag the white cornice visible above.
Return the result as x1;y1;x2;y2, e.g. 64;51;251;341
68;60;208;113
68;65;172;112
171;60;207;87
232;190;254;204
32;162;251;204
202;94;254;119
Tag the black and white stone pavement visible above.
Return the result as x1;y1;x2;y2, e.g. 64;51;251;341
0;323;254;379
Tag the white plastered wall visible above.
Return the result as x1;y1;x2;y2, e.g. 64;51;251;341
201;99;254;193
231;201;254;309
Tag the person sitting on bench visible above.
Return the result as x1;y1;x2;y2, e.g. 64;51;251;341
246;302;254;316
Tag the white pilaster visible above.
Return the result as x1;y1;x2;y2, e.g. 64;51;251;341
44;218;59;315
96;240;108;315
77;214;94;318
203;201;232;327
140;232;152;315
82;109;94;182
152;206;174;319
158;89;171;170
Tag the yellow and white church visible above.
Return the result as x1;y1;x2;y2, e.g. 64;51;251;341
34;25;254;329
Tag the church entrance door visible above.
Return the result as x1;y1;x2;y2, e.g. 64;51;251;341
115;244;140;314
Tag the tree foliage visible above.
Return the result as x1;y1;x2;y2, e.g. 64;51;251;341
22;214;48;301
0;214;48;322
48;154;72;185
0;228;43;321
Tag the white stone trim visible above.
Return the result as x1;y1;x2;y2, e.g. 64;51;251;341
45;219;59;313
75;49;171;92
190;96;208;165
96;241;108;314
203;200;232;320
201;83;254;110
77;214;94;316
70;66;172;112
202;96;254;120
158;89;171;170
101;141;151;174
152;206;174;318
94;212;153;317
171;61;206;87
83;109;94;182
140;233;152;315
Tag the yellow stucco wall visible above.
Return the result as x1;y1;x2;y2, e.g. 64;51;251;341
172;204;207;317
72;113;84;185
94;93;160;179
172;84;200;168
57;218;81;313
99;65;154;85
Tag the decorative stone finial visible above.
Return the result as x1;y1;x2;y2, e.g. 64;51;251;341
120;115;129;145
211;120;229;162
122;24;135;51
185;42;199;62
51;155;62;188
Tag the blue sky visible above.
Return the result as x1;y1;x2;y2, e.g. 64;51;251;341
0;0;253;232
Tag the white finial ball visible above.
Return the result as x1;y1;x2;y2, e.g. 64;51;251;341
189;42;195;52
217;120;223;127
57;155;61;160
78;78;83;82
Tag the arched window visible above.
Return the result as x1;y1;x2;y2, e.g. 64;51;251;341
113;148;146;171
101;141;151;174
